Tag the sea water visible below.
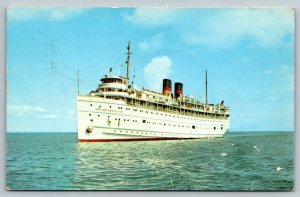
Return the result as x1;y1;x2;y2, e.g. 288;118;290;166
6;132;294;191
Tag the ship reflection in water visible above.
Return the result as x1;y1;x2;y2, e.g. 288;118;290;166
73;139;187;190
72;132;294;190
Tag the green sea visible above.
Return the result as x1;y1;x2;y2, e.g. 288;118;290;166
6;132;294;191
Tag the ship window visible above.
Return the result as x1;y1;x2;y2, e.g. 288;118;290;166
192;126;195;129
109;106;111;108
214;127;216;130
90;104;92;106
98;115;100;117
221;127;223;130
89;114;91;116
143;120;146;123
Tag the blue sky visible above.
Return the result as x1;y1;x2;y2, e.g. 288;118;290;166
7;8;294;132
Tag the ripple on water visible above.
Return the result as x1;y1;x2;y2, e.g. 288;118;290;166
6;132;294;190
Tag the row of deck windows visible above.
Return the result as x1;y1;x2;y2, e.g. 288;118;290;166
89;113;224;130
93;104;228;121
113;130;180;137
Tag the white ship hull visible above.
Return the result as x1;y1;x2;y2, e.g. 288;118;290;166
77;95;230;142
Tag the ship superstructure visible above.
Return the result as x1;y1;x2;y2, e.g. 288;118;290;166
77;41;230;142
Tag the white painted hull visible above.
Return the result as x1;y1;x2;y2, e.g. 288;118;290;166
77;95;230;142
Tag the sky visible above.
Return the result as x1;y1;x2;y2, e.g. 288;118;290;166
7;8;294;132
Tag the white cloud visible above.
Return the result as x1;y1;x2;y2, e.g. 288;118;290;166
40;114;58;120
124;8;179;26
138;33;163;52
7;105;60;120
8;7;88;22
8;105;46;115
143;56;172;92
7;105;77;127
47;9;86;21
184;9;294;49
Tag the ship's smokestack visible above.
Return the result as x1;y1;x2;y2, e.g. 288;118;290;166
163;79;172;97
174;82;183;100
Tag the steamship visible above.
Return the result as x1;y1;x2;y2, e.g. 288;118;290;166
77;41;230;142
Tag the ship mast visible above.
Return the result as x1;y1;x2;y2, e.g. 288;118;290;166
126;41;131;82
205;70;208;104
